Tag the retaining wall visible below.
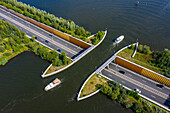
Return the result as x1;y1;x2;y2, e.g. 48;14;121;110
0;5;91;49
115;56;170;87
42;30;107;78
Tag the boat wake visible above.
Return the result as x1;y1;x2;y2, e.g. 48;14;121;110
1;93;44;112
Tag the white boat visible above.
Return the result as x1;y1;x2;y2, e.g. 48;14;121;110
44;78;61;91
115;35;124;44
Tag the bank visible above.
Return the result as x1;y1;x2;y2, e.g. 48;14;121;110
77;43;169;112
0;0;108;77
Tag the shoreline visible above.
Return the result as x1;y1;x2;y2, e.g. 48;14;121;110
41;30;108;78
77;43;170;112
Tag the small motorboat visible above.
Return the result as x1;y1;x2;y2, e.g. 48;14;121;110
44;78;61;91
114;35;124;44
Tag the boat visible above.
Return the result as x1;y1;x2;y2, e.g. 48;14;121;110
114;35;124;44
44;78;61;91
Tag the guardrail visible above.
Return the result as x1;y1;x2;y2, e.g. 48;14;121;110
41;30;107;78
0;5;91;49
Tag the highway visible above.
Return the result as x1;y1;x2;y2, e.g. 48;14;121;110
0;7;84;59
101;62;170;108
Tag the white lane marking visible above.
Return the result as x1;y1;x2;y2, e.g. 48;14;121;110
128;74;132;76
0;13;78;55
142;80;146;83
151;95;156;98
104;68;168;99
0;8;83;51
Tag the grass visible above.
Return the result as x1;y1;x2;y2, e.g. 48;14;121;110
117;48;164;75
140;97;169;113
45;65;66;75
80;74;108;98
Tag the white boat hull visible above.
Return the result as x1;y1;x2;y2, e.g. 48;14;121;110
115;35;124;44
44;82;61;91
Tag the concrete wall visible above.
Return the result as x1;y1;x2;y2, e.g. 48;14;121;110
0;5;91;49
115;57;170;87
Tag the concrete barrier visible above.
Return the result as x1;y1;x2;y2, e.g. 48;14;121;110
99;74;170;111
132;42;138;57
0;5;91;49
41;30;107;78
77;72;98;101
115;56;170;87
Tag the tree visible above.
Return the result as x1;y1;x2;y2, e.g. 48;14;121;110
22;37;30;43
40;15;45;23
0;46;5;52
132;103;144;113
137;44;143;53
117;94;128;104
110;92;118;100
9;38;16;46
0;57;8;65
125;101;133;108
143;45;151;54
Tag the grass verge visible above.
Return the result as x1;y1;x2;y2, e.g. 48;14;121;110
80;74;108;98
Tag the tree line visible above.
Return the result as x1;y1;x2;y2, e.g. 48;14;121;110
97;81;168;113
0;19;71;66
129;44;170;77
0;0;93;42
92;31;105;45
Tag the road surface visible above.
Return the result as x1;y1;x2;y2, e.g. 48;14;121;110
0;7;84;58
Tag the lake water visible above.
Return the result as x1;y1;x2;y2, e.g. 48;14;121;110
0;0;170;112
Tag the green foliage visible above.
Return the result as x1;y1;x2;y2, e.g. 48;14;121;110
137;44;143;53
3;52;12;56
0;46;5;52
22;37;30;43
129;45;136;50
0;19;70;66
92;31;105;45
132;103;144;113
143;45;151;55
125;101;133;108
117;94;128;104
0;0;92;43
0;57;8;65
127;90;140;100
152;49;170;77
99;79;168;113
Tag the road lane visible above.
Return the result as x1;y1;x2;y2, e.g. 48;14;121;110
109;63;170;95
101;69;169;105
0;8;84;58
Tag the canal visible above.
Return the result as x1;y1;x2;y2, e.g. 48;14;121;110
0;0;170;112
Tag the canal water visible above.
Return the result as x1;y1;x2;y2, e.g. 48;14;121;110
0;0;170;112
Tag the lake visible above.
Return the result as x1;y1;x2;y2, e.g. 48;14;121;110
0;0;170;112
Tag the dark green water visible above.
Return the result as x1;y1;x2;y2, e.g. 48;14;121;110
0;0;170;112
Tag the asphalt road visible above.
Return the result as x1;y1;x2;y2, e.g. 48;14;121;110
0;8;84;59
101;62;170;107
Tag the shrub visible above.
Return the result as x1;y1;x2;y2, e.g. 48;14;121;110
125;101;133;108
117;94;128;104
90;81;94;84
3;52;12;56
0;57;8;65
132;102;144;113
137;44;143;53
0;46;5;52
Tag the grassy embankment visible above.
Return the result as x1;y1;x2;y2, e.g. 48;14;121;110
80;74;108;98
117;47;164;75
